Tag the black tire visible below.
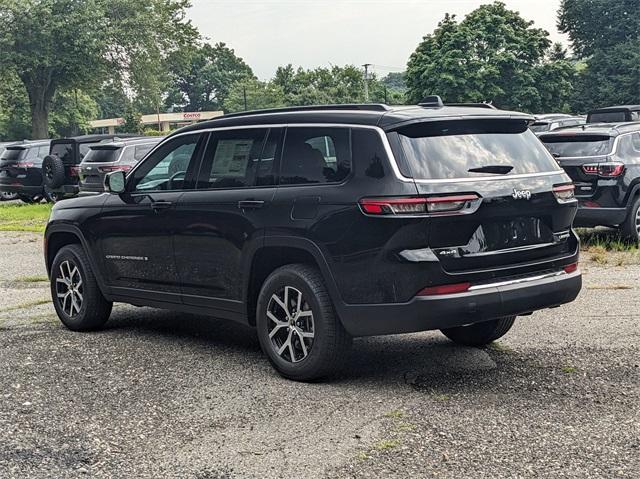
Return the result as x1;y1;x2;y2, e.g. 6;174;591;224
17;194;40;204
620;196;640;242
44;190;61;203
42;155;66;189
256;264;351;381
441;316;516;346
50;244;112;331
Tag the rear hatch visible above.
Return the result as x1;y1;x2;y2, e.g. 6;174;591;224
0;147;28;185
539;133;614;198
79;145;123;188
394;119;577;274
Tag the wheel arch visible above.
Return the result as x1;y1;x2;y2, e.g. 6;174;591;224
243;236;342;327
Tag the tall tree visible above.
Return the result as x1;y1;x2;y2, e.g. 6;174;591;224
224;79;286;113
558;0;640;111
405;2;575;112
0;0;197;138
167;42;253;112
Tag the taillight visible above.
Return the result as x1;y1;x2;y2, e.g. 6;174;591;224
359;194;479;216
98;165;132;173
69;166;80;177
15;162;34;168
563;262;578;274
417;282;471;296
582;162;624;177
553;184;575;203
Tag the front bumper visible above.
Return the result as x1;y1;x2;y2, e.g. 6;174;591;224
574;206;628;228
337;269;582;337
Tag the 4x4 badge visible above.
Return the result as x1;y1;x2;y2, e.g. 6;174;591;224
512;189;532;200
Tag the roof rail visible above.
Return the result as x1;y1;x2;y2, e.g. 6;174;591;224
222;103;391;118
445;102;497;110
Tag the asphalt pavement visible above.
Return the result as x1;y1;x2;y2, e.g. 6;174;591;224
0;231;638;478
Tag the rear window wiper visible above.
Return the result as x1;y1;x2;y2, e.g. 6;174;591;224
468;165;513;175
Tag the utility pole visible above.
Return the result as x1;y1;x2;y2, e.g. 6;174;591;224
362;63;372;102
243;85;248;111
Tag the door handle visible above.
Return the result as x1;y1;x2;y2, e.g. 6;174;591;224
151;200;172;211
237;200;265;210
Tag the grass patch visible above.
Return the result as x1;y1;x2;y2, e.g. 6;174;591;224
587;284;632;290
384;410;406;419
17;275;48;283
577;228;639;253
373;439;400;451
0;298;50;313
487;341;513;353
561;366;577;374
0;203;52;233
356;452;370;461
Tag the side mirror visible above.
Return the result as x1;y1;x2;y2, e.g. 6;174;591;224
105;170;126;194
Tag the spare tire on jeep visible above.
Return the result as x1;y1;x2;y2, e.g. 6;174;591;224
42;155;66;189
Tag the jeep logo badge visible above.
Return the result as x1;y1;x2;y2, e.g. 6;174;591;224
512;189;532;200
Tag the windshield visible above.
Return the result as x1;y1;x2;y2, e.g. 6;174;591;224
83;147;122;163
530;122;550;133
541;135;613;157
396;119;560;179
0;148;26;161
588;111;627;123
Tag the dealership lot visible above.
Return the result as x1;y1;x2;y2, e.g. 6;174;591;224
0;231;638;478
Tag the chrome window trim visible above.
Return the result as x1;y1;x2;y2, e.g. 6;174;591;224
130;123;568;186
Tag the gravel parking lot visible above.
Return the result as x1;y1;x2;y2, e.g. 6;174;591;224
0;231;638;478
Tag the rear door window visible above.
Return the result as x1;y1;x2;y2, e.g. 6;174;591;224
616;134;640;161
541;135;613;157
396;119;560;179
50;143;73;162
588;111;627;123
280;127;351;185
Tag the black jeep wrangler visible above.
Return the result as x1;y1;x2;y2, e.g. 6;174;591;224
540;122;640;241
44;99;582;380
43;134;140;200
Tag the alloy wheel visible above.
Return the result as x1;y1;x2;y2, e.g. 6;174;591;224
266;286;315;363
635;207;640;239
55;260;84;317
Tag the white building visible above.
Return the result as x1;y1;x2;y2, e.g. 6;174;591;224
89;111;224;134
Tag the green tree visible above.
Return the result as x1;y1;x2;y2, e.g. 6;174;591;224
167;42;254;112
0;0;197;139
49;89;98;137
406;2;575;112
118;108;144;134
224;79;286;113
558;0;640;111
273;64;365;105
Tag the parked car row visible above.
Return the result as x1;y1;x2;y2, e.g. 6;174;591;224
0;134;162;202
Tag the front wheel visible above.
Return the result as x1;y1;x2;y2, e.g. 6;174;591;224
256;264;351;381
50;244;112;331
441;316;516;346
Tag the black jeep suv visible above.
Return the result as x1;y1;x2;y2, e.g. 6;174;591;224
43;134;141;200
44;100;582;380
540;122;640;241
0;140;52;202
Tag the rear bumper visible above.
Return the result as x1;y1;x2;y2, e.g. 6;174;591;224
337;270;582;337
49;184;80;195
0;183;43;195
574;206;627;227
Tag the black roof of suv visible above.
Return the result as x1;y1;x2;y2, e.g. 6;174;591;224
44;100;581;380
587;105;640;124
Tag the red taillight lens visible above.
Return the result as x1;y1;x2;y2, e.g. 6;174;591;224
582;162;624;177
553;184;575;202
98;165;132;173
563;263;578;274
69;166;80;177
15;162;34;168
417;282;471;296
359;194;479;216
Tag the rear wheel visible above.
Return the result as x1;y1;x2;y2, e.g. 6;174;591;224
441;316;516;346
50;244;112;331
18;194;40;204
1;191;19;201
621;196;640;243
256;264;351;381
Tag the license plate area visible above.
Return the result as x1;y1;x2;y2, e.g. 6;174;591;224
472;217;553;252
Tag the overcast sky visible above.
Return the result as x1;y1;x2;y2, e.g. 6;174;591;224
188;0;568;80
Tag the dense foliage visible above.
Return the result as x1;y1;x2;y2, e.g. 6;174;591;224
0;0;637;140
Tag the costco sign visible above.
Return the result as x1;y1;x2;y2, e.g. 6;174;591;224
183;112;202;120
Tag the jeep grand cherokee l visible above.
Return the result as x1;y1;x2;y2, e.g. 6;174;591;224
44;99;582;381
540;122;640;241
0;140;52;203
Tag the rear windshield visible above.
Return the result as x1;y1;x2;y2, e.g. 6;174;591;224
396;120;560;179
50;143;73;162
588;111;628;123
83;147;123;163
0;148;26;161
540;135;613;157
530;122;550;133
